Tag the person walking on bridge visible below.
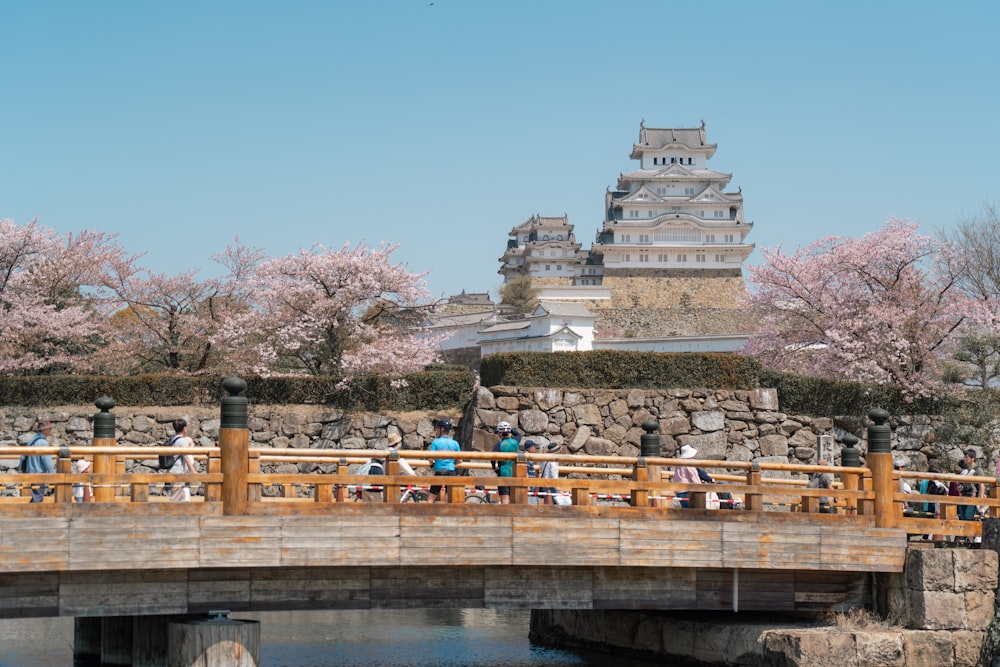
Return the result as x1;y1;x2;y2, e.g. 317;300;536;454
427;418;460;503
20;420;55;503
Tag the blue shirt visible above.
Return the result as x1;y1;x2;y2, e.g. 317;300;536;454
21;433;55;474
429;436;461;472
498;437;519;477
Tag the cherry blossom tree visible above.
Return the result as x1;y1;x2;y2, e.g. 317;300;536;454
217;242;441;377
0;218;125;373
97;239;265;374
741;218;998;398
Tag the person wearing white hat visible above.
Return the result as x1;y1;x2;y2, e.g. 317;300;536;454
672;444;701;508
73;458;92;502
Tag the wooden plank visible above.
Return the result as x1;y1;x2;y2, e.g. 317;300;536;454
59;570;190;616
0;517;69;572
485;567;594;608
249;567;371;610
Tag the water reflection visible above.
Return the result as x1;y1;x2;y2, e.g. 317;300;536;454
0;609;686;667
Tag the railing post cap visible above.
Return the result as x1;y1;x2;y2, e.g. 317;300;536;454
95;395;115;412
640;419;659;434
868;408;890;425
841;432;860;446
222;376;247;395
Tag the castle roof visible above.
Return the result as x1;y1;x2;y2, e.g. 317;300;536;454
630;121;718;159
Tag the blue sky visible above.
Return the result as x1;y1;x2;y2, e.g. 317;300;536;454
2;1;998;299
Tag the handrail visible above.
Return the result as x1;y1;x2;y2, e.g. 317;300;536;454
0;443;994;539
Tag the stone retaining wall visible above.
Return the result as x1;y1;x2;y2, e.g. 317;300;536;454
531;549;999;666
0;387;976;479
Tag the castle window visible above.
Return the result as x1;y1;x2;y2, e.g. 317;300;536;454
658;254;667;262
688;157;693;165
671;157;677;164
629;210;638;218
648;211;654;217
715;254;725;263
556;265;562;270
639;234;649;243
684;188;695;195
653;157;659;165
696;254;706;263
624;254;631;262
725;234;735;243
545;264;551;271
676;254;687;262
639;254;649;263
705;234;716;243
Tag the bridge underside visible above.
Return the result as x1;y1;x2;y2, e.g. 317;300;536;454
0;565;871;619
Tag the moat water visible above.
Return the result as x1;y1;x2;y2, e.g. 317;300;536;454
0;609;705;666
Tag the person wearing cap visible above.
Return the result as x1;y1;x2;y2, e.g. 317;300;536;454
672;444;702;508
540;442;562;505
427;418;461;503
494;423;519;504
20;420;56;503
523;440;540;502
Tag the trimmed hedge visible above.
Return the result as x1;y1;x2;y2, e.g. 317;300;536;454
0;368;475;411
758;369;945;418
480;351;762;390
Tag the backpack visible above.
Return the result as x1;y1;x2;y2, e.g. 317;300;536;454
158;435;181;471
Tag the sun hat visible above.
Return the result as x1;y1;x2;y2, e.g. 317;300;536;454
387;433;402;447
679;444;698;459
76;459;91;472
547;442;561;453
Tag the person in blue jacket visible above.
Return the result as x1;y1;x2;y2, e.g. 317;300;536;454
21;420;56;503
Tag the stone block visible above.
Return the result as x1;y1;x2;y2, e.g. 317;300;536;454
583;437;616;457
905;548;955;591
475;387;496;409
658;416;690;436
759;434;789;457
530;389;561;411
496;397;520;411
963;590;995;631
759;629;857;667
572;404;603;426
950;630;985;667
954;549;998;592
567;426;590;452
518;410;549;434
901;630;954;667
691;410;725;432
855;631;905;666
676;431;727;459
748;388;778;410
908;590;967;630
608;399;629;420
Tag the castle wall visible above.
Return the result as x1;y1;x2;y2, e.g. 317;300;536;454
597;271;745;309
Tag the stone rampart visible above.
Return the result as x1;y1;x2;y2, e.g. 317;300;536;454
0;387;970;479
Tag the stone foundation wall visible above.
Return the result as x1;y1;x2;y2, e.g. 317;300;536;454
467;386;970;477
596;273;745;310
532;549;999;667
0;387;975;479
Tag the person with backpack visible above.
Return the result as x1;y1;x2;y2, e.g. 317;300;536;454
957;449;985;528
166;418;198;502
20;420;56;503
494;422;518;505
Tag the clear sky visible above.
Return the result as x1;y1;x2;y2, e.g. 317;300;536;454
2;1;998;299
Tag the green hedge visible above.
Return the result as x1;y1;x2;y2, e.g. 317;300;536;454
0;368;475;411
758;369;945;418
480;351;762;390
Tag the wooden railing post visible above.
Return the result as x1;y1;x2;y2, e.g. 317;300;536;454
745;461;762;511
91;396;117;503
219;376;249;516
841;470;859;515
204;447;222;502
55;448;73;503
632;458;650;507
572;487;590;506
867;409;896;529
511;453;528;505
385;451;400;505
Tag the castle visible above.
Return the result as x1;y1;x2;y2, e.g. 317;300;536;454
498;121;754;336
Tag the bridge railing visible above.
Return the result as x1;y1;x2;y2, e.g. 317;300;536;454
1;444;997;537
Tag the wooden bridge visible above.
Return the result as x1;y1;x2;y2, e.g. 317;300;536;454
0;425;995;621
